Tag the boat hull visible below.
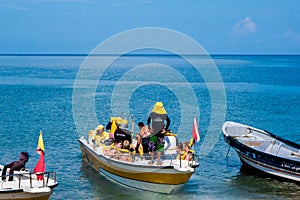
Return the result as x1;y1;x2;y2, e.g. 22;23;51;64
79;139;194;194
223;121;300;183
0;166;58;200
237;151;300;182
0;189;53;200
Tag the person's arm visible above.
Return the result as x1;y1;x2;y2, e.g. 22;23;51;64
106;121;112;130
136;134;141;144
147;116;151;128
165;115;171;130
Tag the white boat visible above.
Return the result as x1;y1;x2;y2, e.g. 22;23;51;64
78;127;199;194
222;121;300;182
0;165;58;200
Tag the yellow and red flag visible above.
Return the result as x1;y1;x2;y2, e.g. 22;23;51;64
34;130;45;180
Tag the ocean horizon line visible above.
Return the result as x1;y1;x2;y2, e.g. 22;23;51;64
0;53;299;57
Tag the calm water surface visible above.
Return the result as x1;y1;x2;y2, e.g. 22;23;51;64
0;55;300;200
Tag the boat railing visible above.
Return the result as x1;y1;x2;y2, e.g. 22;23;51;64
1;171;57;190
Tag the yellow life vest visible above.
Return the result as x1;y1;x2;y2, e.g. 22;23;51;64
188;137;194;147
177;150;195;160
139;144;144;156
93;132;109;146
110;117;128;127
111;121;118;133
88;130;94;138
118;149;130;154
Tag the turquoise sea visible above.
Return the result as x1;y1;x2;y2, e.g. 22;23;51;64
0;54;300;200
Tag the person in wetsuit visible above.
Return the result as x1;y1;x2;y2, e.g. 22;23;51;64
114;127;132;148
147;102;170;165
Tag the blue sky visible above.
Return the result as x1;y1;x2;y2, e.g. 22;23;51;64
0;0;300;54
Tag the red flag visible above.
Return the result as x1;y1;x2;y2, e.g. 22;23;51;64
192;117;200;143
34;131;45;180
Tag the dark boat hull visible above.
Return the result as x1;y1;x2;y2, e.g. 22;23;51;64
224;135;300;182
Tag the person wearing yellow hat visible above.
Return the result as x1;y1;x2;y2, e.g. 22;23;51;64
147;102;171;165
92;124;109;147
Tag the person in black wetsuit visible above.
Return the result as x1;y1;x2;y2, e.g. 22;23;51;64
114;127;132;148
1;152;29;181
147;102;170;165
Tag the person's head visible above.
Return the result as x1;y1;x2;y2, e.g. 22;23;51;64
20;152;29;163
138;122;144;129
152;102;167;114
115;140;122;148
183;142;190;150
96;125;104;134
123;140;130;149
176;142;183;152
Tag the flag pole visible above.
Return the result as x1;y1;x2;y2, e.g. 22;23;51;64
131;114;134;138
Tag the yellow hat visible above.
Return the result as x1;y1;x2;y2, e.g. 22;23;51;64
96;125;104;131
156;102;163;107
152;102;167;114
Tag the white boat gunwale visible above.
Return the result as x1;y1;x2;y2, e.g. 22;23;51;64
79;137;195;170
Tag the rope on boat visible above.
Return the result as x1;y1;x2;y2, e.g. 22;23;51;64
226;146;231;157
270;136;278;154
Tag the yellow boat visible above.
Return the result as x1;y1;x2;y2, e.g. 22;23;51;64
78;125;199;194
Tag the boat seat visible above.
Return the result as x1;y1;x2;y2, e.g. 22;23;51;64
243;140;270;152
226;126;250;137
276;145;294;157
265;141;294;157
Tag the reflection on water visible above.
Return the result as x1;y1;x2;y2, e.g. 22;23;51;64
229;165;300;200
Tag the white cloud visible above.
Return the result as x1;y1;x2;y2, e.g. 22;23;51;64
232;17;257;36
